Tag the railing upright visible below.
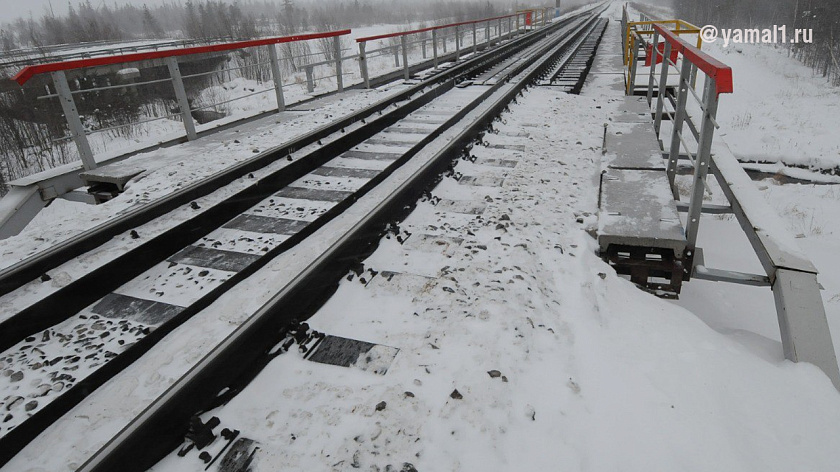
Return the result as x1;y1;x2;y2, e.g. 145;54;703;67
51;70;97;170
267;44;285;112
165;57;198;142
627;34;642;95
455;25;461;61
684;78;719;247
432;29;439;68
653;41;672;135
473;23;478;54
401;35;410;80
665;58;693;196
334;35;344;93
358;41;370;88
646;31;659;105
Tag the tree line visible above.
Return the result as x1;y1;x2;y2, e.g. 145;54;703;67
672;0;840;86
0;0;528;52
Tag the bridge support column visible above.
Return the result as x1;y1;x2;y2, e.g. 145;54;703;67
773;269;840;390
52;70;96;170
305;66;315;93
401;35;410;80
432;29;439;68
359;41;370;88
334;35;344;93
267;44;285;112
472;23;478;54
165;57;197;141
454;25;461;61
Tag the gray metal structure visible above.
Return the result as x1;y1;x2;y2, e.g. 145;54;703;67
614;9;840;389
165;57;198;142
51;70;97;171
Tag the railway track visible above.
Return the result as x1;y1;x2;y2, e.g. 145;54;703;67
540;18;609;93
0;6;608;469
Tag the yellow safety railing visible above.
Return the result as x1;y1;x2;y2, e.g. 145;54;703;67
624;19;703;66
623;17;703;95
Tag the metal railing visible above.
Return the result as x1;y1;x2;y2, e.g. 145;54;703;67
12;30;352;173
355;9;551;87
0;38;240;69
622;12;702;95
637;16;840;388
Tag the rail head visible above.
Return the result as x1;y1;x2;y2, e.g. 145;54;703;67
355;13;521;43
12;29;352;86
652;23;733;94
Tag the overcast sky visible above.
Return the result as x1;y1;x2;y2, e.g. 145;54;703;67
0;0;594;26
1;0;171;24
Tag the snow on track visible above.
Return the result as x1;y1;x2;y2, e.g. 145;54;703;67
151;78;840;472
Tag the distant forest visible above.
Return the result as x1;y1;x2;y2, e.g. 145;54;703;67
0;0;520;50
672;0;840;85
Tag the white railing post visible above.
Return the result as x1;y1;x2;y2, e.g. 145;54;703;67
627;34;642;95
665;58;693;194
653;41;672;135
334;35;343;92
684;79;718;247
165;57;197;141
455;25;461;60
267;44;285;112
647;31;659;106
401;35;410;80
358;41;370;89
472;23;478;54
305;66;315;93
432;29;439;68
51;70;97;170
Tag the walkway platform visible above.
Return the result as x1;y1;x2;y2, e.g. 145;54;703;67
587;20;687;295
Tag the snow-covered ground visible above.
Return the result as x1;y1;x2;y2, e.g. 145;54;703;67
709;41;840;171
145;7;838;471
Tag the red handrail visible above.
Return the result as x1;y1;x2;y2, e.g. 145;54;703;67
356;14;522;43
652;23;733;94
12;29;352;86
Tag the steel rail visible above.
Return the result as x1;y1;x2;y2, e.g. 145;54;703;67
0;9;603;466
77;8;607;471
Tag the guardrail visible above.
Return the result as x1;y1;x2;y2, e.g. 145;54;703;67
637;15;840;388
11;30;352;173
355;9;551;87
0;38;239;69
621;10;702;94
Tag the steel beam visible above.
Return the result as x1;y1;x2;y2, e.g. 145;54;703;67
0;185;47;239
165;57;197;141
773;268;840;389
